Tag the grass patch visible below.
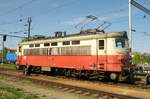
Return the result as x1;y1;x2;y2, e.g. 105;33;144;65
0;76;38;99
0;63;16;69
0;76;6;80
0;84;38;99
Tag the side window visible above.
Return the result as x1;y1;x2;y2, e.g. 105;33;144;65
63;41;70;45
44;43;50;46
29;44;34;47
72;40;80;45
51;42;57;46
99;40;104;50
35;44;40;47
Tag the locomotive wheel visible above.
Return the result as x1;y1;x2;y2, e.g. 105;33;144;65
65;70;71;77
16;65;20;70
16;65;24;70
110;73;119;83
23;66;31;76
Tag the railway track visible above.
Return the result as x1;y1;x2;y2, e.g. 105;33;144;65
0;68;141;99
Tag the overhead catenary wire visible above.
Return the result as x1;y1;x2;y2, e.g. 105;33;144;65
9;30;28;34
32;0;80;19
0;0;149;34
0;0;37;17
0;0;78;28
0;0;128;27
0;19;22;26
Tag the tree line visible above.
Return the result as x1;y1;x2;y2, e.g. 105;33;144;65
132;52;150;65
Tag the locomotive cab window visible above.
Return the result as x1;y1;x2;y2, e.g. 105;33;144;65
115;39;125;48
99;40;104;50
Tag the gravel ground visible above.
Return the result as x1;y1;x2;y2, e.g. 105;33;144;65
0;69;149;99
32;75;149;99
0;76;90;99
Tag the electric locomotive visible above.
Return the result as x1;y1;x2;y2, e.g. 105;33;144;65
16;29;132;81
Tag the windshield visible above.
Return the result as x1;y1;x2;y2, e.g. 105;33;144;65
115;38;125;48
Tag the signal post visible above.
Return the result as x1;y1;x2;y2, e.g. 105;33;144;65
1;35;6;64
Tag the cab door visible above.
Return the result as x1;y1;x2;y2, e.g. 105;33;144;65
97;39;106;70
16;46;22;65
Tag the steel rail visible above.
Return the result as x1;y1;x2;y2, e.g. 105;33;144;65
0;68;140;99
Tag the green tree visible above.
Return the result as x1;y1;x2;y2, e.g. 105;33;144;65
132;52;141;65
143;55;150;64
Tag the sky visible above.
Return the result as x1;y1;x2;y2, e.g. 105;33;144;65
0;0;149;53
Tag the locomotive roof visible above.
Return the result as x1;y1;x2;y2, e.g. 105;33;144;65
20;31;128;45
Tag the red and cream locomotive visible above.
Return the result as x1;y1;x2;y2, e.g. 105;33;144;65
16;29;132;81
